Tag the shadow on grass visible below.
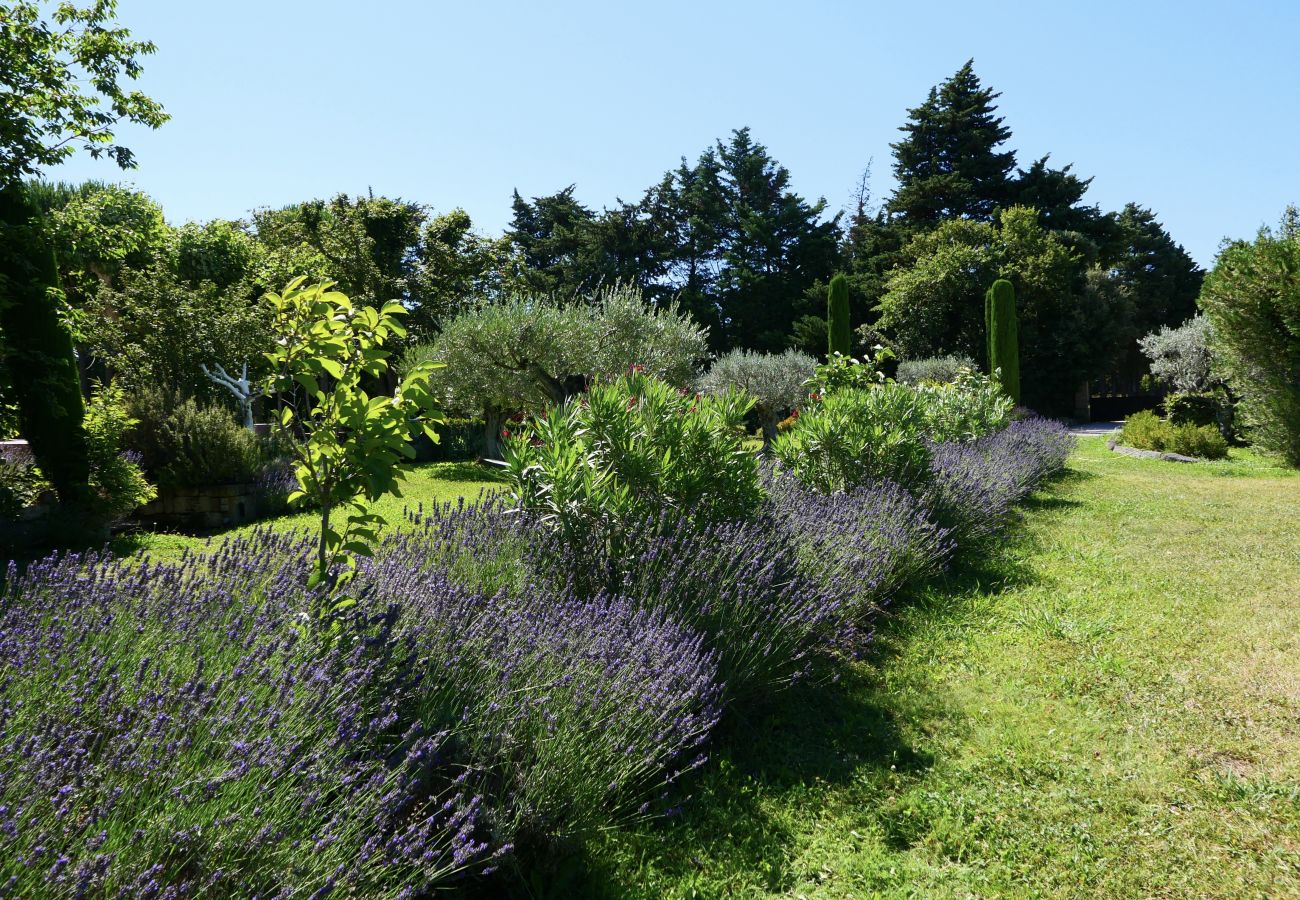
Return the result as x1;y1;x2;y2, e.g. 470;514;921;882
434;460;509;483
476;665;932;900
478;542;1042;899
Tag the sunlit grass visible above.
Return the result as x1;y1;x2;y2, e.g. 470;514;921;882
116;460;505;563
551;435;1300;897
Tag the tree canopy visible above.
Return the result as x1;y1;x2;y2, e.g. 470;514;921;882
0;0;167;184
877;206;1127;414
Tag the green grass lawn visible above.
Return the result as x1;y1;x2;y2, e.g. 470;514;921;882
552;436;1300;898
114;460;505;562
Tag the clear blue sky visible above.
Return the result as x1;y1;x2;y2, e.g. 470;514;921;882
49;0;1300;267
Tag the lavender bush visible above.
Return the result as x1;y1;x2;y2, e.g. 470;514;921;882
0;534;500;898
765;471;954;621
394;498;846;705
366;559;722;845
925;417;1074;546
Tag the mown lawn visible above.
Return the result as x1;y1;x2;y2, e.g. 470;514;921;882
109;437;1300;896
114;460;505;562
543;435;1300;898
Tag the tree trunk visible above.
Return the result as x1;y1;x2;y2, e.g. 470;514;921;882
761;413;778;454
483;404;505;461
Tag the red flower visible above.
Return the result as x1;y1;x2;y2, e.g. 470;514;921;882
501;428;511;439
626;396;638;409
629;363;646;374
791;407;800;419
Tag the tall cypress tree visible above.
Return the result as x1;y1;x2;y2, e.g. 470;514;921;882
0;184;92;507
827;273;851;357
887;60;1016;228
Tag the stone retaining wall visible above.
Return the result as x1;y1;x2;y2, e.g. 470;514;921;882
135;483;263;531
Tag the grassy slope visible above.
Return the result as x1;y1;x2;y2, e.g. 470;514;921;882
574;436;1300;898
115;461;504;562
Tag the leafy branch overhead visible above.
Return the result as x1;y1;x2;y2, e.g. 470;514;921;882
0;0;169;184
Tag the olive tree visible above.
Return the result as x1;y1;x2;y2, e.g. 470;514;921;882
1138;315;1215;394
406;284;708;459
698;348;816;450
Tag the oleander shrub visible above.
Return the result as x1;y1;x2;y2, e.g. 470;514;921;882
914;367;1015;443
503;370;762;552
896;355;977;386
0;534;501;898
772;384;933;493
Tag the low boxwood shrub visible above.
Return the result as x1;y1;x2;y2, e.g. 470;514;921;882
1121;410;1229;460
1120;409;1170;451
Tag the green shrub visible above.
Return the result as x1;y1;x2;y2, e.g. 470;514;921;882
896;355;977;385
1120;410;1171;451
1163;391;1219;428
913;367;1014;442
503;370;762;550
418;416;484;461
1167;423;1229;460
125;387;263;488
771;384;933;493
83;382;155;520
0;452;50;518
1120;410;1228;460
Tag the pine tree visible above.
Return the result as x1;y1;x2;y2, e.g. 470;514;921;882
712;128;840;351
887;60;1016;228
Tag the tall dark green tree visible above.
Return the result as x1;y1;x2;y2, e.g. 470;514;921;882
0;186;90;505
506;186;597;296
886;60;1016;228
1103;203;1203;335
0;0;166;516
827;273;851;357
712;128;840;351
